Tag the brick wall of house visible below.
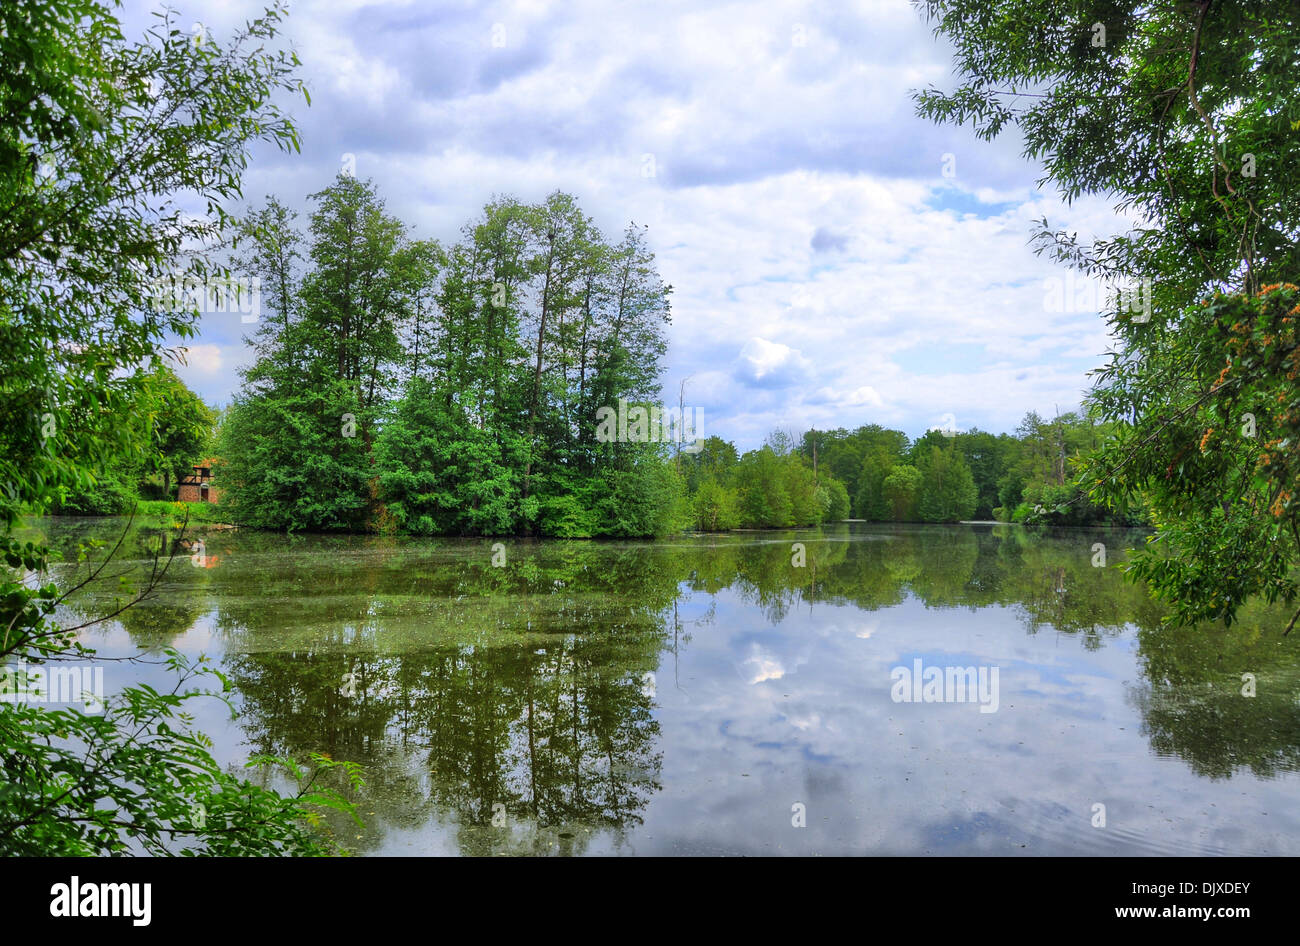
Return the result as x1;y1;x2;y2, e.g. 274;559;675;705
177;461;220;504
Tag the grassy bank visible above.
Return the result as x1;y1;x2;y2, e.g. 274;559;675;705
129;500;236;526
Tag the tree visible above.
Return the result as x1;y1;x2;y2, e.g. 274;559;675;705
693;478;740;531
0;1;305;524
854;451;895;520
300;175;411;415
882;466;923;521
781;452;822;526
235;196;304;376
765;428;796;457
680;436;738;494
914;1;1300;626
1089;285;1300;625
916;445;979;522
820;478;851;522
595;456;688;538
219;378;374;531
374;376;524;536
139;364;217;497
951;428;1013;518
0;1;356;855
735;447;794;527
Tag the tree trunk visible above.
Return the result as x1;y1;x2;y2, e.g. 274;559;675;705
522;239;555;521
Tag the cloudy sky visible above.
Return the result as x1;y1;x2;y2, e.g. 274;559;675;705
134;0;1133;450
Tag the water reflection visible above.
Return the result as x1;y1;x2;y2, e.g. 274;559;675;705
27;516;1300;855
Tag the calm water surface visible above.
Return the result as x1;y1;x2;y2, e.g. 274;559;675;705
28;517;1300;855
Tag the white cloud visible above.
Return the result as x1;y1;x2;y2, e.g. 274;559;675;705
178;344;223;375
810;385;885;409
733;336;813;388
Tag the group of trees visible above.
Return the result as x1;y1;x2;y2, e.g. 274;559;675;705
46;364;217;515
786;412;1147;528
45;160;1151;539
218;179;687;537
679;432;850;531
677;409;1147;533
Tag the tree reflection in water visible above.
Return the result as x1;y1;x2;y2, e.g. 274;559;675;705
30;516;1300;853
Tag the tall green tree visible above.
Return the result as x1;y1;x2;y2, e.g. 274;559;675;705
735;447;795;528
916;444;979;522
854;450;895;521
0;0;355;855
222;177;429;531
300;175;411;414
882;465;923;521
236;196;304;377
915;0;1300;626
140;363;216;497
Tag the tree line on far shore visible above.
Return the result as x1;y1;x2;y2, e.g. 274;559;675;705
680;410;1148;532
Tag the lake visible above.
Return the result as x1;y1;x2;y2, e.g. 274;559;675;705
24;516;1300;855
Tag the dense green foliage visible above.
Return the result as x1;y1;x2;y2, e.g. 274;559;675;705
219;180;685;537
675;433;849;531
787;414;1145;526
1089;285;1300;628
914;0;1300;628
45;364;216;516
673;410;1142;531
0;1;355;856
